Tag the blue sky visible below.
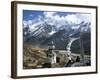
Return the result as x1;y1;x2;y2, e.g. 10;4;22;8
23;10;91;28
23;10;77;21
23;10;44;21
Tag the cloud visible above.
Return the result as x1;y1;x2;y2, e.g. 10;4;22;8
29;14;34;17
77;14;91;23
28;20;33;25
23;11;91;32
65;14;79;24
23;21;28;28
65;14;91;24
43;12;91;25
23;20;34;28
43;12;68;28
43;12;56;18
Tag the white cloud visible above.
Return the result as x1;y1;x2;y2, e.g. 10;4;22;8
23;21;28;28
43;12;68;29
23;11;91;33
65;14;91;24
43;12;91;26
43;12;56;18
77;14;91;23
29;14;34;17
28;20;33;25
65;14;79;24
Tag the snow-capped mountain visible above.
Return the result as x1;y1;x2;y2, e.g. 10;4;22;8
23;19;91;43
23;18;91;54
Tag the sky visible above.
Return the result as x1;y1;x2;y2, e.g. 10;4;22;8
23;10;77;21
23;10;91;30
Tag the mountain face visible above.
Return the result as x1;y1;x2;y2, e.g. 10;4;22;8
71;32;91;55
23;19;91;54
